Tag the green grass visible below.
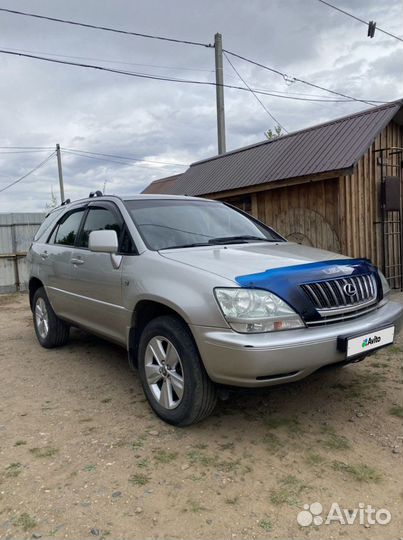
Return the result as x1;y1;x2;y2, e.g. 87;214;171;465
82;464;96;472
305;452;326;466
131;437;146;450
331;373;386;401
270;475;309;507
14;440;26;447
389;405;403;418
29;447;59;458
321;426;351;450
259;519;272;532
137;458;149;469
225;496;239;505
264;416;301;434
192;442;208;450
5;463;23;477
263;433;282;453
129;473;150;486
332;461;381;483
13;513;37;532
154;449;178;463
184;499;207;513
187;450;215;467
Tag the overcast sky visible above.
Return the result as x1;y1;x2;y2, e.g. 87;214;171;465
0;0;402;212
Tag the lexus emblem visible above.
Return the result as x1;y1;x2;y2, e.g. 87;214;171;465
343;283;357;297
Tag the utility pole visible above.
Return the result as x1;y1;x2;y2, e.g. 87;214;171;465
214;32;226;155
55;143;65;204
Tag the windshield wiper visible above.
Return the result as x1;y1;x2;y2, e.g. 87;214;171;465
159;242;210;250
207;235;275;244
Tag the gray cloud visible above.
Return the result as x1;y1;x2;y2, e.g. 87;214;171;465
0;0;401;211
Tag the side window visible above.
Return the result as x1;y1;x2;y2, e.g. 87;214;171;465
78;207;122;248
120;225;135;254
51;210;86;246
34;207;65;242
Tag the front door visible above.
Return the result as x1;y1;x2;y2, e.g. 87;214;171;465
68;203;127;344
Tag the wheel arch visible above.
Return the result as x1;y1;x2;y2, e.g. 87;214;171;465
128;299;196;370
29;277;44;310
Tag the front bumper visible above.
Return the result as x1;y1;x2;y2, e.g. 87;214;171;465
191;300;403;387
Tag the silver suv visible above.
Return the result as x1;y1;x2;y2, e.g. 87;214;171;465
28;193;403;425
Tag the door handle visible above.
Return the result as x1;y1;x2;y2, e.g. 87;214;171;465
40;251;48;260
71;258;84;265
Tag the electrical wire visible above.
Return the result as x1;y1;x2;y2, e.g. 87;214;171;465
223;52;287;133
62;148;187;166
0;151;56;193
0;7;213;48
62;149;183;171
0;7;390;104
0;45;214;73
315;0;403;43
223;49;378;107
0;48;384;106
0;149;53;154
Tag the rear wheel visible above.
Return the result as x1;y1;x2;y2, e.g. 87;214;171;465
138;315;217;426
33;287;70;348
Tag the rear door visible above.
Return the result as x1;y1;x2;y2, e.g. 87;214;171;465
43;206;87;320
68;202;128;344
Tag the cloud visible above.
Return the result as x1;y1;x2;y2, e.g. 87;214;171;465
0;0;401;211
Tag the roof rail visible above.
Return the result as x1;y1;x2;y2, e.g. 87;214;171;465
61;198;71;205
89;190;103;198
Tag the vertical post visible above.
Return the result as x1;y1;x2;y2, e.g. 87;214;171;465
56;144;65;204
214;32;226;155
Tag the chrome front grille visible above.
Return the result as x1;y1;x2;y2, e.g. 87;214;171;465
301;274;378;319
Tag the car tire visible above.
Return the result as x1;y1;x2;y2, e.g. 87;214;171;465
32;287;70;348
138;315;217;426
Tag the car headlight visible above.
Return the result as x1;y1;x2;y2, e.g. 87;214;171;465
214;288;305;333
378;271;390;298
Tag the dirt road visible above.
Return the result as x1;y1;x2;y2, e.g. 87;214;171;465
0;293;402;539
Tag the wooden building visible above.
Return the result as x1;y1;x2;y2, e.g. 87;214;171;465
143;101;403;288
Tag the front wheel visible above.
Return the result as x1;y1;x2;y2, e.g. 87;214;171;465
138;316;217;426
32;287;70;348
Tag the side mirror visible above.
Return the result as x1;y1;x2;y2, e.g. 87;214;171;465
89;230;118;253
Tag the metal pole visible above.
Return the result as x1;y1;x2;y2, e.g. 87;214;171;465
56;143;65;204
214;32;226;155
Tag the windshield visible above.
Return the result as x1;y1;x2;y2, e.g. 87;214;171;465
124;199;284;250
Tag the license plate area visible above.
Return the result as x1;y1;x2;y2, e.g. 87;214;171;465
337;326;395;359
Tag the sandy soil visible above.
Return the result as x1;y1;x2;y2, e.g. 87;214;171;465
0;293;402;540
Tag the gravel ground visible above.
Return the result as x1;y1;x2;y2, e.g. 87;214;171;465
0;293;402;540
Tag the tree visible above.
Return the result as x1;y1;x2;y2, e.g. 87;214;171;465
45;186;58;210
265;125;283;140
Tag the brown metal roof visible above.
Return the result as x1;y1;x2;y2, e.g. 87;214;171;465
141;174;181;194
168;100;402;196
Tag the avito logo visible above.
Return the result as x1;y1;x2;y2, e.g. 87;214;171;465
362;335;381;348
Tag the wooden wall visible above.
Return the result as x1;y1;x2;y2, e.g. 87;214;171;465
339;119;403;278
253;179;341;252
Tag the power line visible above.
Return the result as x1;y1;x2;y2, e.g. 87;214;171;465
0;146;54;149
0;48;384;105
62;149;183;171
0;45;214;73
223;49;378;107
315;0;403;43
0;151;56;193
0;149;53;154
0;7;213;48
62;148;187;166
223;52;288;133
